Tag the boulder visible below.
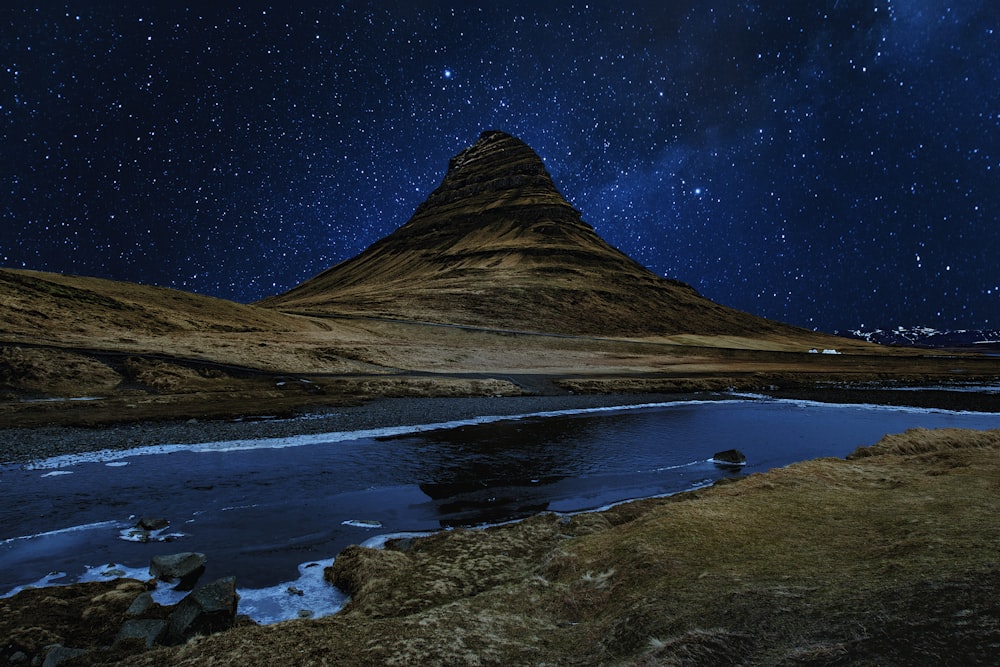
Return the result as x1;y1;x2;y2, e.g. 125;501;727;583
137;517;169;531
712;449;747;466
116;619;168;649
149;552;206;589
41;646;87;667
165;576;239;644
124;591;155;618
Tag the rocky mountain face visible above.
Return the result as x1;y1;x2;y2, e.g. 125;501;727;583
843;326;1000;350
262;131;803;338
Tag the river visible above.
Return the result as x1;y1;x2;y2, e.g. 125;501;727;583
3;395;1000;622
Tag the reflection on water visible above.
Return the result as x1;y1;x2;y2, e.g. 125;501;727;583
3;398;1000;596
408;413;613;524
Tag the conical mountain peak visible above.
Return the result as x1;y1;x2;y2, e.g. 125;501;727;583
410;130;576;225
448;130;539;174
261;131;801;338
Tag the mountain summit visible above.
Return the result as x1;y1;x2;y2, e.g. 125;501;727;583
262;131;796;337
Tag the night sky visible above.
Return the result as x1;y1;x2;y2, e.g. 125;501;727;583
2;2;998;332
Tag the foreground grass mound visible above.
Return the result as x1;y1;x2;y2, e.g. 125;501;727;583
5;428;999;665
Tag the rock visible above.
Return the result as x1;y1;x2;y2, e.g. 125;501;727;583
149;552;206;589
116;619;168;649
386;536;418;552
41;646;86;667
165;577;238;644
136;517;169;531
124;591;155;617
8;651;28;665
712;449;747;466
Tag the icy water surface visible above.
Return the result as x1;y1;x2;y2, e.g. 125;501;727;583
3;396;1000;622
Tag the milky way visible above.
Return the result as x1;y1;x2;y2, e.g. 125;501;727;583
2;2;997;332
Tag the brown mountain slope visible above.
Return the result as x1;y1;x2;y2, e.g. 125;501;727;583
0;268;309;339
260;130;805;338
0;268;395;402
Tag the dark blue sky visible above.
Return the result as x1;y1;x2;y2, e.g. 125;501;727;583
2;2;997;332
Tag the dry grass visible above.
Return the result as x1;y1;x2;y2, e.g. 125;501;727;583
4;267;997;431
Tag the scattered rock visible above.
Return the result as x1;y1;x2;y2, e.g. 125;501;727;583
165;577;239;644
149;552;206;589
136;517;169;531
712;449;747;466
122;518;181;543
115;619;168;649
41;645;86;667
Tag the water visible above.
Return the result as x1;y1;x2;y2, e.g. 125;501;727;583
2;396;1000;622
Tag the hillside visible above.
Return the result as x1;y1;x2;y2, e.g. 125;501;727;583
0;268;309;340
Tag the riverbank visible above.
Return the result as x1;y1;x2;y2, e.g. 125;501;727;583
3;387;1000;466
2;425;998;665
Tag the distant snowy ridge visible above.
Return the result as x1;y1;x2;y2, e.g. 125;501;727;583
841;326;1000;348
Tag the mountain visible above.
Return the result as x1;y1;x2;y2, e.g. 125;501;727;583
842;326;1000;351
0;268;304;339
4;133;998;424
261;130;806;338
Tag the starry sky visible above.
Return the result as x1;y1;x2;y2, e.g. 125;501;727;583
2;2;998;332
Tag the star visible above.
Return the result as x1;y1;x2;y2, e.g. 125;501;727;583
1;2;997;332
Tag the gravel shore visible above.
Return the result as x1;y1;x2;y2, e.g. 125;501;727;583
0;393;691;466
3;388;998;467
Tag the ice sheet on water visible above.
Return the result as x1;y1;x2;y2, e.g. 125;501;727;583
342;519;383;529
735;392;1000;416
360;531;438;550
1;520;122;547
1;571;69;599
24;399;736;470
117;526;186;543
236;558;346;624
